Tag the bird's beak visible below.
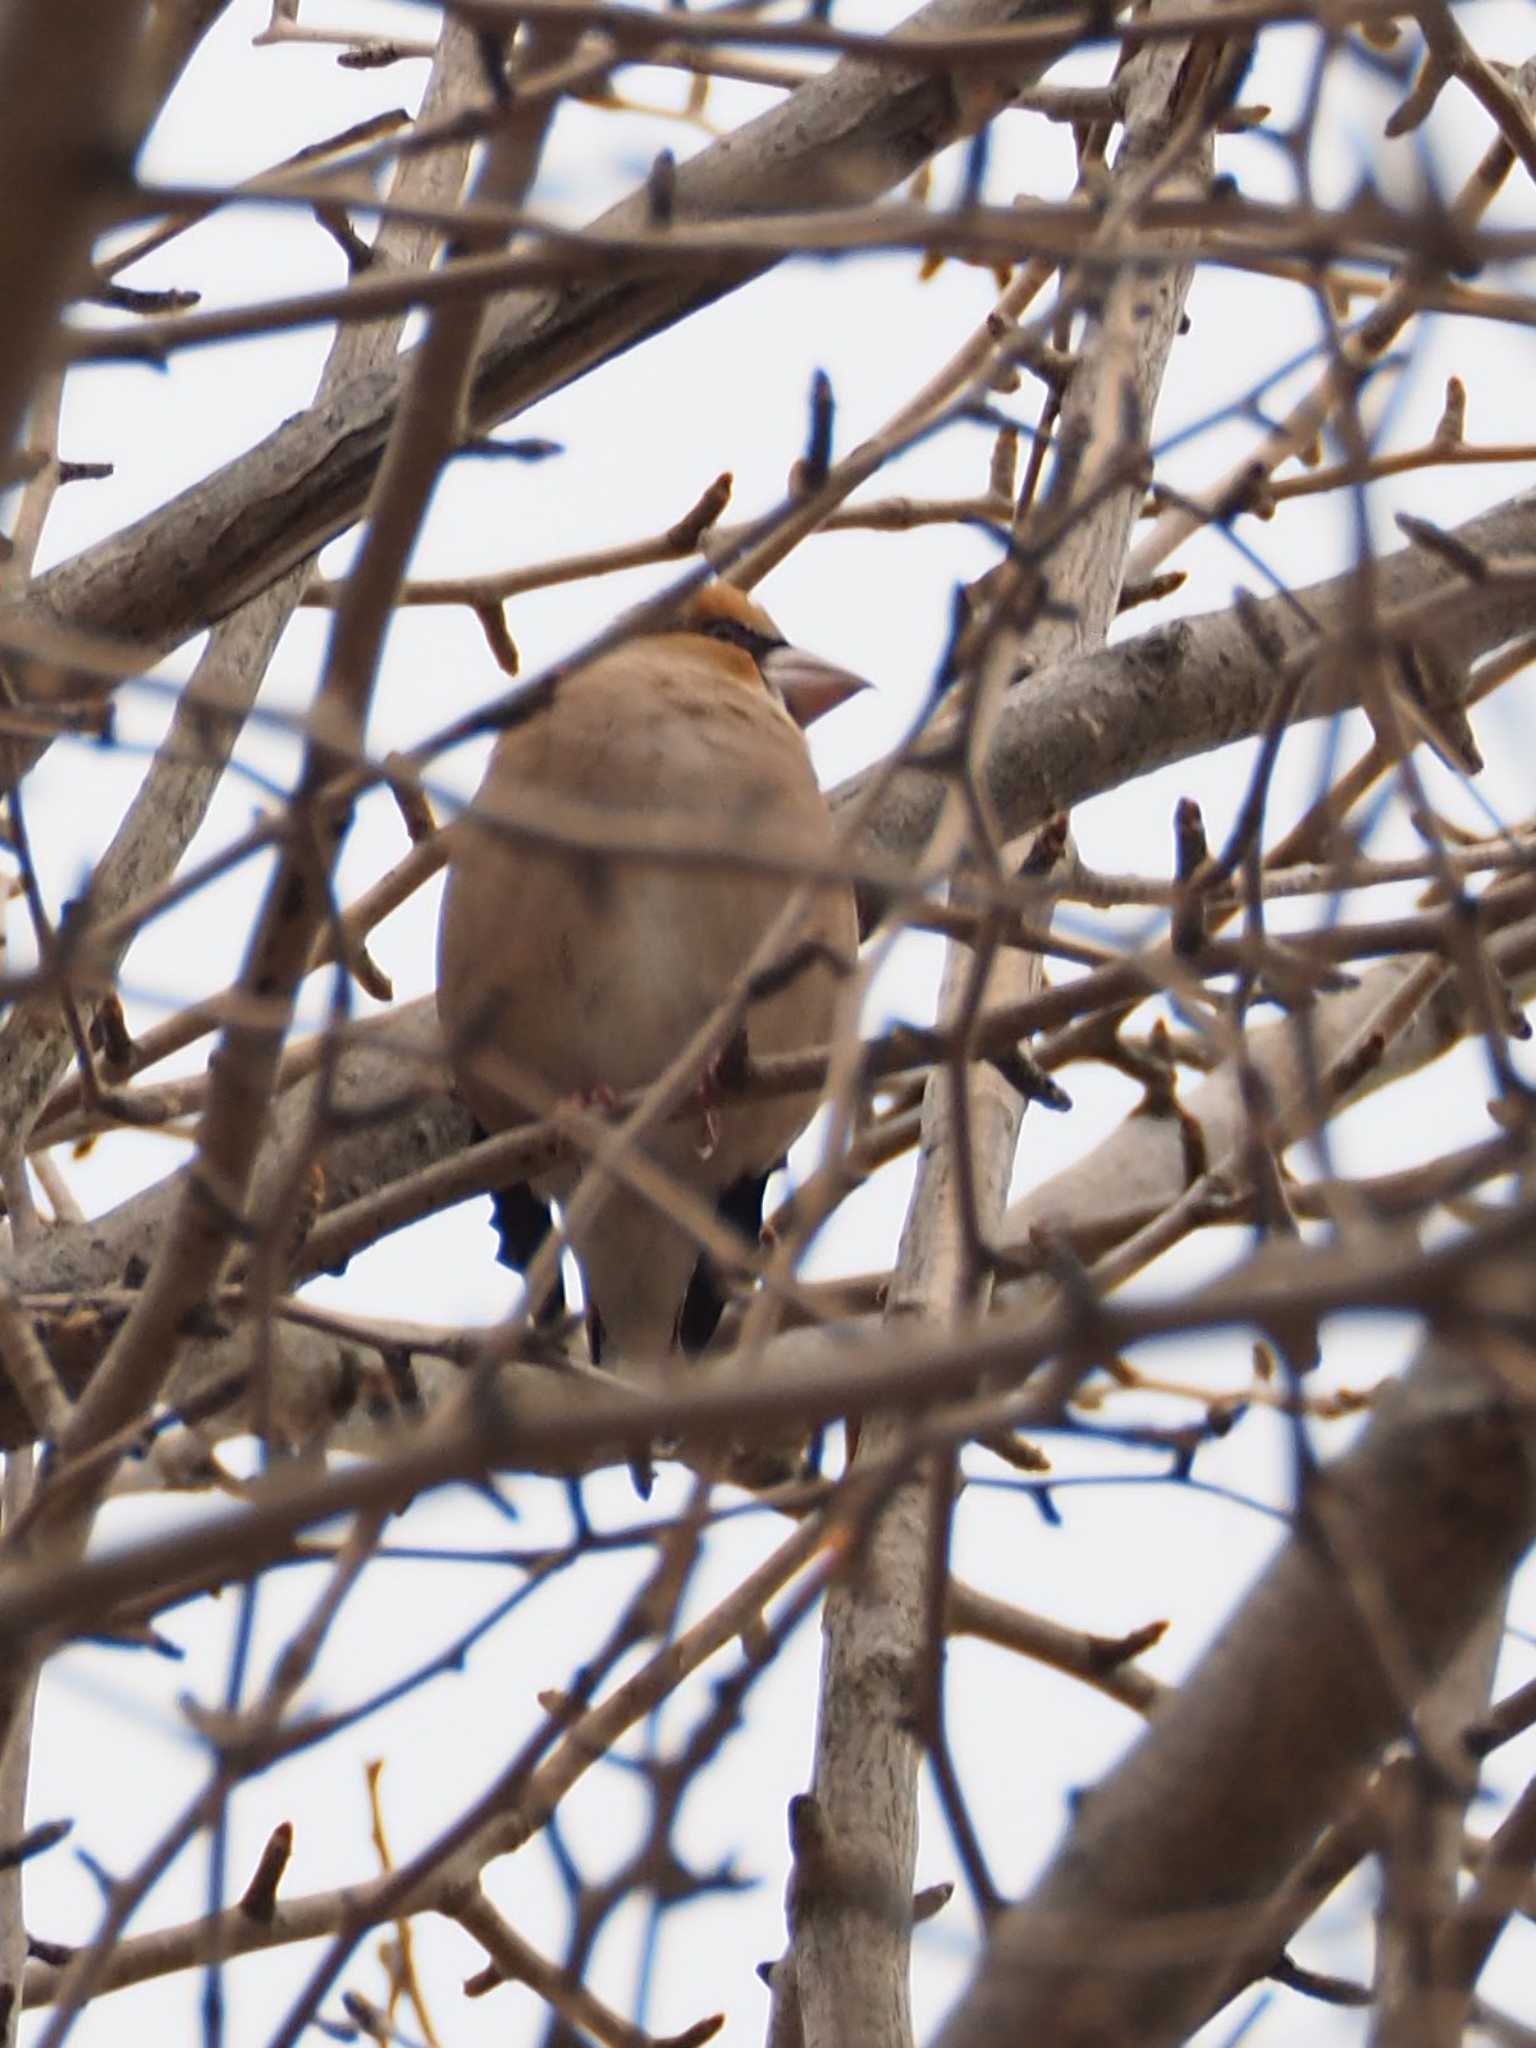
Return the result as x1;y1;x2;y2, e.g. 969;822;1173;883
761;645;872;728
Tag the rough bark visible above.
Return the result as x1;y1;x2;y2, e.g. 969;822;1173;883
929;1328;1536;2048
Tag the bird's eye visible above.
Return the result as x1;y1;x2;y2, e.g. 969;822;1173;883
695;616;786;663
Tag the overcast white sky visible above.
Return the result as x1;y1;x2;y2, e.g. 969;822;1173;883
14;0;1536;2041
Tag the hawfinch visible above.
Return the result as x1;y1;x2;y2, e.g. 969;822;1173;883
436;582;863;1366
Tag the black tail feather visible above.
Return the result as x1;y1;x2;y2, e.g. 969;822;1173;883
486;1174;566;1325
675;1165;775;1354
483;1141;780;1360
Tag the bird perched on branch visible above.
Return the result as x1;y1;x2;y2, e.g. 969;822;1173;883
436;581;865;1368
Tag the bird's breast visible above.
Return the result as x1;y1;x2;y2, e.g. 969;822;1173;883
436;646;855;1178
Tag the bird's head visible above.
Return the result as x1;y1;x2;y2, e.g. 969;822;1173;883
676;582;870;729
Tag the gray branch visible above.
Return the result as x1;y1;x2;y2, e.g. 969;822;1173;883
2;0;1069;700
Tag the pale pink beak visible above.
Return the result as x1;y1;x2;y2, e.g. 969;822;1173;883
762;645;872;728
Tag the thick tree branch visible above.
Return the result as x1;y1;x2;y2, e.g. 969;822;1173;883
929;1325;1536;2048
0;0;1069;740
794;12;1213;2031
844;483;1536;896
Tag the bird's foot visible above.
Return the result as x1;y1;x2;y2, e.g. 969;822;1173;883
693;1028;752;1159
689;1064;724;1160
695;1101;721;1160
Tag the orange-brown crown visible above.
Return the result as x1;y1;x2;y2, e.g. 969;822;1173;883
676;581;783;647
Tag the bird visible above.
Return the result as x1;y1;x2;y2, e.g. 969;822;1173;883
436;580;864;1371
